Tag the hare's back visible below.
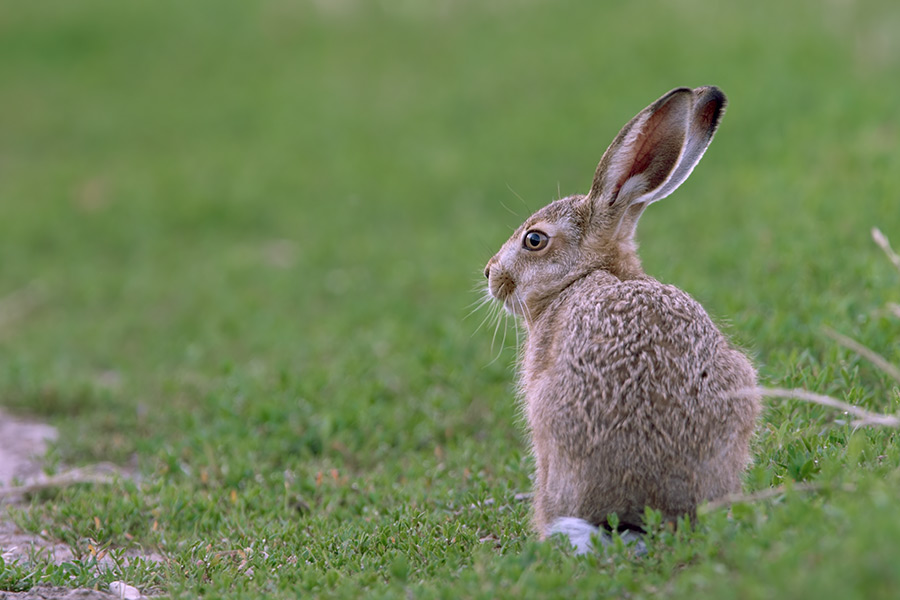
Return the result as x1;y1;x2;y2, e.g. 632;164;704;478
556;273;754;404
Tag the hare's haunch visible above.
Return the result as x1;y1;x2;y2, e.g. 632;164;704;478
484;87;760;554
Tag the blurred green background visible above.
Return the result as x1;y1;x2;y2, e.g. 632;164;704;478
1;0;899;597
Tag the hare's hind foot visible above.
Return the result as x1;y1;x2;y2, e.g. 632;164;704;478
548;517;647;556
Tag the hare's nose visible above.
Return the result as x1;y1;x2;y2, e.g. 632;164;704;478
483;264;491;279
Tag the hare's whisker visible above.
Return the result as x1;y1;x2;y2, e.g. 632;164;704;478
471;298;497;336
512;296;523;352
498;197;521;219
465;293;492;321
490;303;504;353
506;183;532;213
499;308;510;355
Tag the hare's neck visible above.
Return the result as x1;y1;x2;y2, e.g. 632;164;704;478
582;235;645;281
605;253;643;281
603;238;645;281
521;256;642;328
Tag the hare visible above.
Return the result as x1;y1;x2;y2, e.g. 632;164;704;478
483;86;761;554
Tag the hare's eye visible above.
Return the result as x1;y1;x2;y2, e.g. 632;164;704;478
523;230;549;251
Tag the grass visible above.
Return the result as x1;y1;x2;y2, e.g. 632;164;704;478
1;0;900;597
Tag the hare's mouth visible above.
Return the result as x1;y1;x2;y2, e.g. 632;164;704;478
487;273;529;316
489;276;514;302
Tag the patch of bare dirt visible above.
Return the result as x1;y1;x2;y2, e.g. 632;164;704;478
0;586;126;599
0;410;57;489
0;410;161;599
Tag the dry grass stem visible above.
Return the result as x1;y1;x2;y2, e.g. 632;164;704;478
752;386;900;428
823;326;900;384
872;227;900;273
888;303;900;320
0;463;127;501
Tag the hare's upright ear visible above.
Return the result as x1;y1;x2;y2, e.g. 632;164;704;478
587;86;727;237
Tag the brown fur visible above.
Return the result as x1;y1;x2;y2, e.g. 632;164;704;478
484;87;760;536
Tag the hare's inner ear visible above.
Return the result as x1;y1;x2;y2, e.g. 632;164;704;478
587;88;693;210
651;86;727;203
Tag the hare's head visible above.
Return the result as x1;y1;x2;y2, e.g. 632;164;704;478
484;86;727;323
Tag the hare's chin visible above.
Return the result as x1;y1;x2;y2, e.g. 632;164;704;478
501;297;525;317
